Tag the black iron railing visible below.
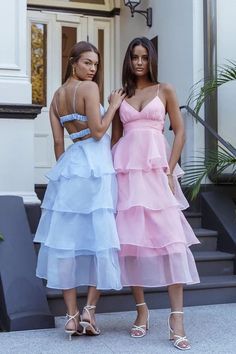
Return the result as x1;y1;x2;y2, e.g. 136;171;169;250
180;105;236;183
180;105;236;156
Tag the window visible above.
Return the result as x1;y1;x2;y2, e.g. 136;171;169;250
61;26;77;83
31;23;47;106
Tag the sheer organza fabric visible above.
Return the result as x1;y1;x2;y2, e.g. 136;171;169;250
112;94;200;287
35;133;122;290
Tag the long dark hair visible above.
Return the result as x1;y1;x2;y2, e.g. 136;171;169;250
122;37;158;97
64;41;101;89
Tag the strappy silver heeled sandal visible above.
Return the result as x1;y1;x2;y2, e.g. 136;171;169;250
64;310;82;340
80;305;101;335
131;302;150;338
168;311;191;350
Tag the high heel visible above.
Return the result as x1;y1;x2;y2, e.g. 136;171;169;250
131;302;150;338
64;310;82;340
167;311;191;350
80;305;100;335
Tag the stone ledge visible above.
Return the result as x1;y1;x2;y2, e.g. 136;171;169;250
0;103;42;119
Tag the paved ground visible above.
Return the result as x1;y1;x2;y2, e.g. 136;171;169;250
1;303;236;354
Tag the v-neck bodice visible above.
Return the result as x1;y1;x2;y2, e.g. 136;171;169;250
120;95;166;133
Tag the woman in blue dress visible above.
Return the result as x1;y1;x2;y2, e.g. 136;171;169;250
34;41;125;339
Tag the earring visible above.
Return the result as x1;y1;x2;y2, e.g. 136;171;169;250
72;66;76;76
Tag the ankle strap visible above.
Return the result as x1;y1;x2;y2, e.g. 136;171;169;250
136;302;146;307
170;311;184;315
82;305;96;323
65;310;80;327
84;305;96;310
66;310;80;319
168;311;184;332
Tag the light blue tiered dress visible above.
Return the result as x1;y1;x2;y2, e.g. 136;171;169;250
34;107;122;291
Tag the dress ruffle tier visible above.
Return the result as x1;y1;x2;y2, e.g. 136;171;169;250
113;128;200;287
34;134;122;290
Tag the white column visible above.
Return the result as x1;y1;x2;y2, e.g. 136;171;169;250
0;0;40;204
114;14;121;88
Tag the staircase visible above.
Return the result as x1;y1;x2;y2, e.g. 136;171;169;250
27;206;236;316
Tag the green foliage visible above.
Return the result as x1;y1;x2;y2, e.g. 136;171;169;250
182;147;236;200
188;60;236;114
185;60;236;199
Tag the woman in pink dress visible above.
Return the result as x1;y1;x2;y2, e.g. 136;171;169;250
112;37;200;350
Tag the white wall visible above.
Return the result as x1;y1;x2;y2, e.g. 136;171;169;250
217;0;236;148
0;0;31;103
0;0;39;204
119;1;148;81
120;0;203;102
119;0;204;164
149;0;194;103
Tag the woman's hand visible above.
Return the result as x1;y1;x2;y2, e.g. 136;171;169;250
84;82;124;140
109;89;126;110
167;174;175;195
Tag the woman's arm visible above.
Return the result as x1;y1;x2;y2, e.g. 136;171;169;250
111;111;123;147
83;81;125;140
49;101;65;160
164;83;185;173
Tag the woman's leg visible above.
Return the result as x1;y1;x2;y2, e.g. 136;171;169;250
63;288;80;331
168;284;190;349
86;286;101;305
82;286;101;325
131;286;149;336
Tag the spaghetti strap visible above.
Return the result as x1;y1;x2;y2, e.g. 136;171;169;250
156;83;160;96
73;81;82;113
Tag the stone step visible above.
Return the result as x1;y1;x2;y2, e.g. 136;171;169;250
184;211;202;228
46;275;236;316
191;228;218;251
193;251;235;276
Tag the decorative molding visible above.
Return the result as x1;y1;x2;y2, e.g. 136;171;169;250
0;0;21;71
0;64;21;71
27;0;118;11
27;4;120;17
56;13;81;22
0;75;30;81
0;104;42;119
70;0;105;4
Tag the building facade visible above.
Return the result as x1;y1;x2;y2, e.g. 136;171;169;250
0;0;235;204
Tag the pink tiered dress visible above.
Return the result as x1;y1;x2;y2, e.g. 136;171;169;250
112;88;200;287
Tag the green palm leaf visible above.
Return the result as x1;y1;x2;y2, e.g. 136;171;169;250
182;147;236;200
185;60;236;199
187;60;236;114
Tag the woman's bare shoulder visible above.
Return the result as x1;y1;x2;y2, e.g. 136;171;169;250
77;81;98;98
159;82;175;93
80;80;99;90
52;86;61;97
52;85;66;103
